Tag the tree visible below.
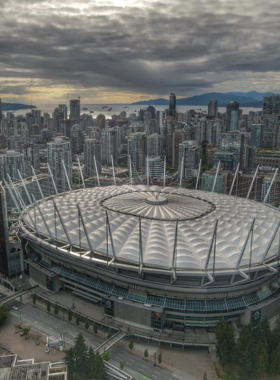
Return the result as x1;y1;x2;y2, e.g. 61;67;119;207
102;350;110;361
21;327;31;340
120;362;125;370
64;347;75;380
215;319;236;368
47;300;51;312
32;293;37;305
158;351;162;364
0;306;7;326
76;314;80;326
129;339;134;350
85;316;89;330
144;349;149;358
270;341;280;375
237;325;258;380
64;333;106;380
68;309;73;322
54;303;58;315
95;352;106;380
94;322;98;334
203;372;207;380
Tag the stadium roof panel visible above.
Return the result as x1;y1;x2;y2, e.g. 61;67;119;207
24;185;280;272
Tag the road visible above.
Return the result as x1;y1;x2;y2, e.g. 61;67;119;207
5;299;179;380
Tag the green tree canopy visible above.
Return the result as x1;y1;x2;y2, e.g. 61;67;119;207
0;306;7;326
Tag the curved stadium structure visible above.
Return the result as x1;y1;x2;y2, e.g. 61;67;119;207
20;185;280;329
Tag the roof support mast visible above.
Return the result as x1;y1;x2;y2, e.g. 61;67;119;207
146;156;149;187
31;166;44;200
263;168;278;204
195;159;202;190
179;156;184;188
212;161;220;192
171;219;179;281
229;162;240;196
62;160;71;191
129;155;133;185
163;156;166;187
47;163;58;195
77;158;85;190
94;156;100;187
246;165;259;199
235;219;255;270
17;169;32;205
111;155;116;186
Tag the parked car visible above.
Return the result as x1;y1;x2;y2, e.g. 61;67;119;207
12;306;18;310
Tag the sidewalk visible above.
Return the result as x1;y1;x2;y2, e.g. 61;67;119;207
34;287;213;347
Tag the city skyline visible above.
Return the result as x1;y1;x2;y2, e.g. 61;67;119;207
0;0;280;105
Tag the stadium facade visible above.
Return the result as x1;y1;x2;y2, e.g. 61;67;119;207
17;185;280;330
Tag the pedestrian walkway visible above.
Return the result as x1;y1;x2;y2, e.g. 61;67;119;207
95;332;126;355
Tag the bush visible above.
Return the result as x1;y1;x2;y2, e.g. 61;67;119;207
144;349;149;358
129;339;134;350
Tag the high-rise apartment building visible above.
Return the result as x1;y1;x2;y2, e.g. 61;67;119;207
226;101;239;132
58;104;68;119
168;93;176;119
147;133;163;157
0;185;24;277
84;139;102;177
47;138;72;193
70;99;80;120
251;124;264;149
101;128;118;165
172;130;186;168
208;99;218;118
70;124;84;155
128;132;147;174
0;98;2;122
178;140;200;178
146;119;159;136
263;96;280;119
146;156;164;178
0;150;25;181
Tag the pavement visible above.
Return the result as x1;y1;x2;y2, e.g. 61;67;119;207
4;297;180;380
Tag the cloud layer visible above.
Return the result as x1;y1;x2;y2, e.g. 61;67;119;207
0;0;280;103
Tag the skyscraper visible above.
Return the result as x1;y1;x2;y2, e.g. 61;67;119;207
0;185;23;277
47;138;72;193
251;124;264;149
0;98;2;122
208;99;218;118
0;150;25;181
263;96;280;119
70;99;80;121
70;124;84;155
58;104;68;119
226;101;239;132
84;139;102;177
168;93;176;118
128;132;147;174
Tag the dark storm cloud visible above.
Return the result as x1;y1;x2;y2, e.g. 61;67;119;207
0;0;280;98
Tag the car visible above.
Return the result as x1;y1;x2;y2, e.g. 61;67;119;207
12;306;18;310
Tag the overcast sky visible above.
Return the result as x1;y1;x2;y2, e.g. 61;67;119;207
0;0;279;104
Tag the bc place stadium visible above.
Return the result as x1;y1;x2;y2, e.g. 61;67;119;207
10;179;280;331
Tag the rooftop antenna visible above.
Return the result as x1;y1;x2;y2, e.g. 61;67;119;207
163;156;166;187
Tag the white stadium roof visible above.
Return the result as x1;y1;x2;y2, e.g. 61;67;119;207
25;185;280;272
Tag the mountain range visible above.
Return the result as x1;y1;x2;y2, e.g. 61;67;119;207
1;103;36;111
131;91;278;107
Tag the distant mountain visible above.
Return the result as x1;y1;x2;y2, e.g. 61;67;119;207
227;91;277;101
1;103;37;111
131;91;277;107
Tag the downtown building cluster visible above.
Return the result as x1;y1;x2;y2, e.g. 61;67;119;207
1;94;280;332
